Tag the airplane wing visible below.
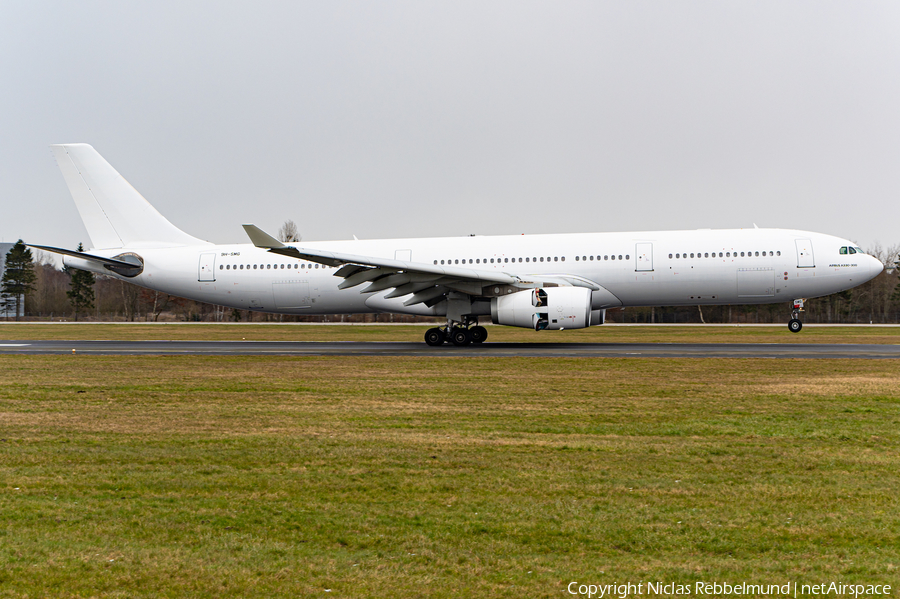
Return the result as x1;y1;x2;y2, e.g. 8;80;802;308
243;225;603;306
243;225;539;306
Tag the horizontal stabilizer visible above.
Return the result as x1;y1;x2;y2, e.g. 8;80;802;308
27;244;141;268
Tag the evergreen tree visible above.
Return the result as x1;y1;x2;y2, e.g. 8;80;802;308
66;243;96;321
1;240;36;321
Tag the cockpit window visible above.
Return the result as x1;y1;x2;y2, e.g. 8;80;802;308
848;247;857;254
854;247;864;254
840;247;848;255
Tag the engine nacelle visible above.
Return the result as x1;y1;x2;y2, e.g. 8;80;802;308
491;287;596;330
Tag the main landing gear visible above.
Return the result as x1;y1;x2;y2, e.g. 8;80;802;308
424;319;488;346
788;298;806;333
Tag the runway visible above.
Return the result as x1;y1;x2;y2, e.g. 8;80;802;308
1;339;899;358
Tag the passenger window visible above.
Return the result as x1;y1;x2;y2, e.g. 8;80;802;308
669;253;673;259
582;256;587;261
576;256;580;261
704;253;708;258
554;257;558;262
253;264;257;269
315;264;319;269
604;255;608;260
504;258;508;263
690;253;694;258
755;252;759;257
539;257;544;262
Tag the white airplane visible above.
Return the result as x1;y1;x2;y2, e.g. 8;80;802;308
31;144;883;345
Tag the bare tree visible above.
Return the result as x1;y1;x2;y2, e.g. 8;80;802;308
30;252;70;317
119;280;141;321
277;219;301;243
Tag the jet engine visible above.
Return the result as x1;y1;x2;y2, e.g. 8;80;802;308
491;287;602;330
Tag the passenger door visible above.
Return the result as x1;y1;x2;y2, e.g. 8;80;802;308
635;243;653;271
198;253;216;282
795;239;815;268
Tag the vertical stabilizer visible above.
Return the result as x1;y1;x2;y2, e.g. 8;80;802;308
50;144;207;249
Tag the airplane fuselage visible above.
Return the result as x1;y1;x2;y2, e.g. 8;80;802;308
64;227;881;317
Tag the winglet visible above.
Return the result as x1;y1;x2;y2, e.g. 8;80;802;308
242;224;286;249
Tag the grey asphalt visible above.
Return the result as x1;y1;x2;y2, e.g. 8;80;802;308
1;340;899;358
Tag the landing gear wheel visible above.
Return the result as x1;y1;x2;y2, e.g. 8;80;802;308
469;326;488;344
450;328;472;346
424;328;445;346
788;318;802;333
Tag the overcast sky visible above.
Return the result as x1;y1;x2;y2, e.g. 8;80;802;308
2;1;898;255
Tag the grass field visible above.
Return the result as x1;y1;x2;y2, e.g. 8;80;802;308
1;352;899;597
1;322;899;344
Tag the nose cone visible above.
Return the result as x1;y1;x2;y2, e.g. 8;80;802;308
864;255;884;281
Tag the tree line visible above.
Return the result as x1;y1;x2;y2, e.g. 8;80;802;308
3;239;899;324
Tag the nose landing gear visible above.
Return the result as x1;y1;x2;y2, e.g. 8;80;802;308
788;299;806;333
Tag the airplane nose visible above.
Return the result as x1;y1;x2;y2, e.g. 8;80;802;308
867;255;884;280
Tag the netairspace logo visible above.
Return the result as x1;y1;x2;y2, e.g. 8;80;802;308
566;581;893;599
